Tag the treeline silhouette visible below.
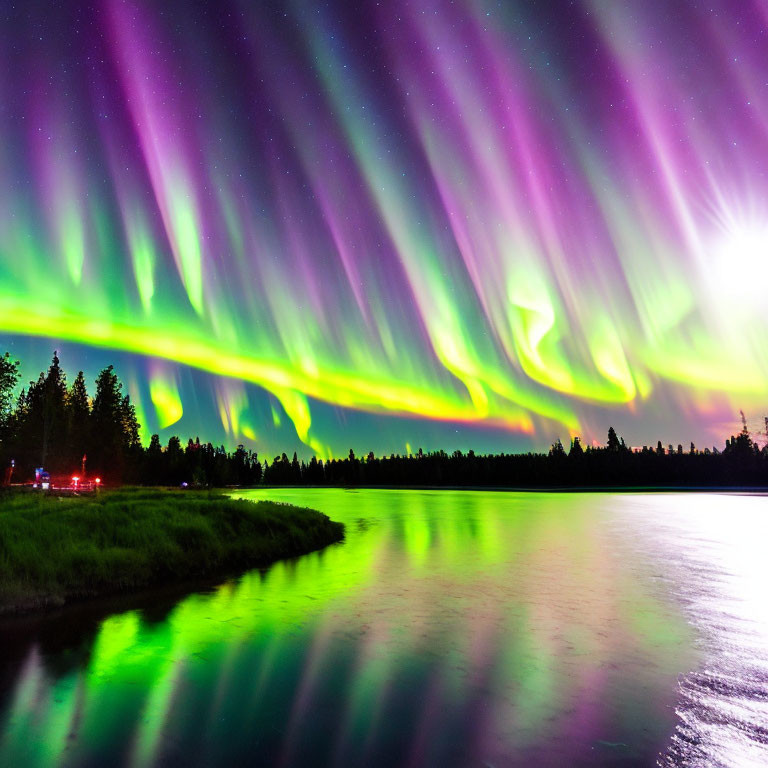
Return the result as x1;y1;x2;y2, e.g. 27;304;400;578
267;430;768;488
1;352;767;488
0;352;261;486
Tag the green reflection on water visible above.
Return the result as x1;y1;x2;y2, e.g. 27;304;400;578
0;491;693;767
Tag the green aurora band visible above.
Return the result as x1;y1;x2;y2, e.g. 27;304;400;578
1;0;767;454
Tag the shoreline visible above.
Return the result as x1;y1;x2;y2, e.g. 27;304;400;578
0;488;344;616
243;484;768;493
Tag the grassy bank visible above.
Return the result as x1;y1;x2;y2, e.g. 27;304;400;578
0;488;344;614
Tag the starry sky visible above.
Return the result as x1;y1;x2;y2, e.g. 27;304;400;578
1;0;767;457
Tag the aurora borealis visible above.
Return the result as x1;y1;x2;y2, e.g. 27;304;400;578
1;0;767;455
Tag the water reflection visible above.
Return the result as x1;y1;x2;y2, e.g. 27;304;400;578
0;490;754;766
635;495;768;768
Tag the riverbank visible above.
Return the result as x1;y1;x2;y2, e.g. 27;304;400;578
0;488;344;615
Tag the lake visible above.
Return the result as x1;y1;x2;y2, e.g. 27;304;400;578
0;490;766;767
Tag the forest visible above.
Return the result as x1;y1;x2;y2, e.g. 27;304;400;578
1;351;766;488
0;352;261;486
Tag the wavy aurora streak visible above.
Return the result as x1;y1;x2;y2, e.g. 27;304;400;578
1;0;767;454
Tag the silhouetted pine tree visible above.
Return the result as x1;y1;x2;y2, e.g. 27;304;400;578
26;353;68;472
0;353;19;469
145;433;163;485
90;365;138;480
66;371;90;471
550;439;566;457
0;353;19;425
166;436;185;485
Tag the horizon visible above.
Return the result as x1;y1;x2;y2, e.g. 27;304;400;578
4;347;763;461
4;346;763;466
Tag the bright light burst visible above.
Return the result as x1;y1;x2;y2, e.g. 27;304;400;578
711;223;768;306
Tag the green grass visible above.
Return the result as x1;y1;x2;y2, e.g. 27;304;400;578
0;488;344;614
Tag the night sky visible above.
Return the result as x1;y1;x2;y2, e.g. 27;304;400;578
1;0;767;457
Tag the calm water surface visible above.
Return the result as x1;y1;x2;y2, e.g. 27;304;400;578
0;491;766;767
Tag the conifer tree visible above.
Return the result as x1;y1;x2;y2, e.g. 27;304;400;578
550;439;566;457
120;395;141;449
0;353;20;467
66;371;90;469
145;433;163;485
90;365;121;475
165;435;185;484
0;352;19;424
27;353;68;470
90;365;141;479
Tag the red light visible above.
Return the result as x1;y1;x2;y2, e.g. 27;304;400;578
72;476;79;482
95;478;101;484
